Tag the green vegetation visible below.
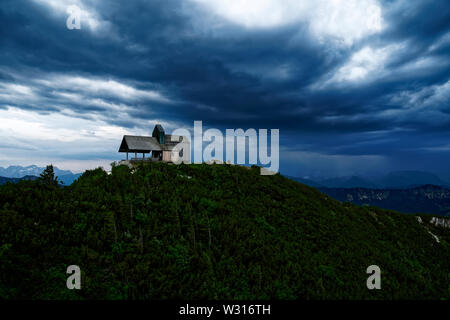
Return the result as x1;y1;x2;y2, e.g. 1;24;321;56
0;162;448;299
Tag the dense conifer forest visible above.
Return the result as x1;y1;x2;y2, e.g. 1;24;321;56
0;163;448;299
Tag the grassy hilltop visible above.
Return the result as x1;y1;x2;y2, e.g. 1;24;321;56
0;162;448;299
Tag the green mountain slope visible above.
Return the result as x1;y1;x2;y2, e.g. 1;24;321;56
0;163;448;299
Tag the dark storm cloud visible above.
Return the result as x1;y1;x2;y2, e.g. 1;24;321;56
0;0;449;176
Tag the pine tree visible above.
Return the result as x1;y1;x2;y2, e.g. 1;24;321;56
39;164;59;186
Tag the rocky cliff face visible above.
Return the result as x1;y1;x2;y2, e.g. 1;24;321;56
320;185;450;216
430;216;450;228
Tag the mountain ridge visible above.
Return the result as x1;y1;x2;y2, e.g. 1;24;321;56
319;184;450;217
0;165;81;185
289;170;450;189
0;175;38;185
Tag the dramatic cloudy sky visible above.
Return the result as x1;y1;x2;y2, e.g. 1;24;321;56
0;0;449;178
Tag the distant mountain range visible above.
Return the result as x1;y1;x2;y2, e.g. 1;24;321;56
288;170;449;189
0;175;38;185
287;170;450;216
320;184;450;217
0;165;82;185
